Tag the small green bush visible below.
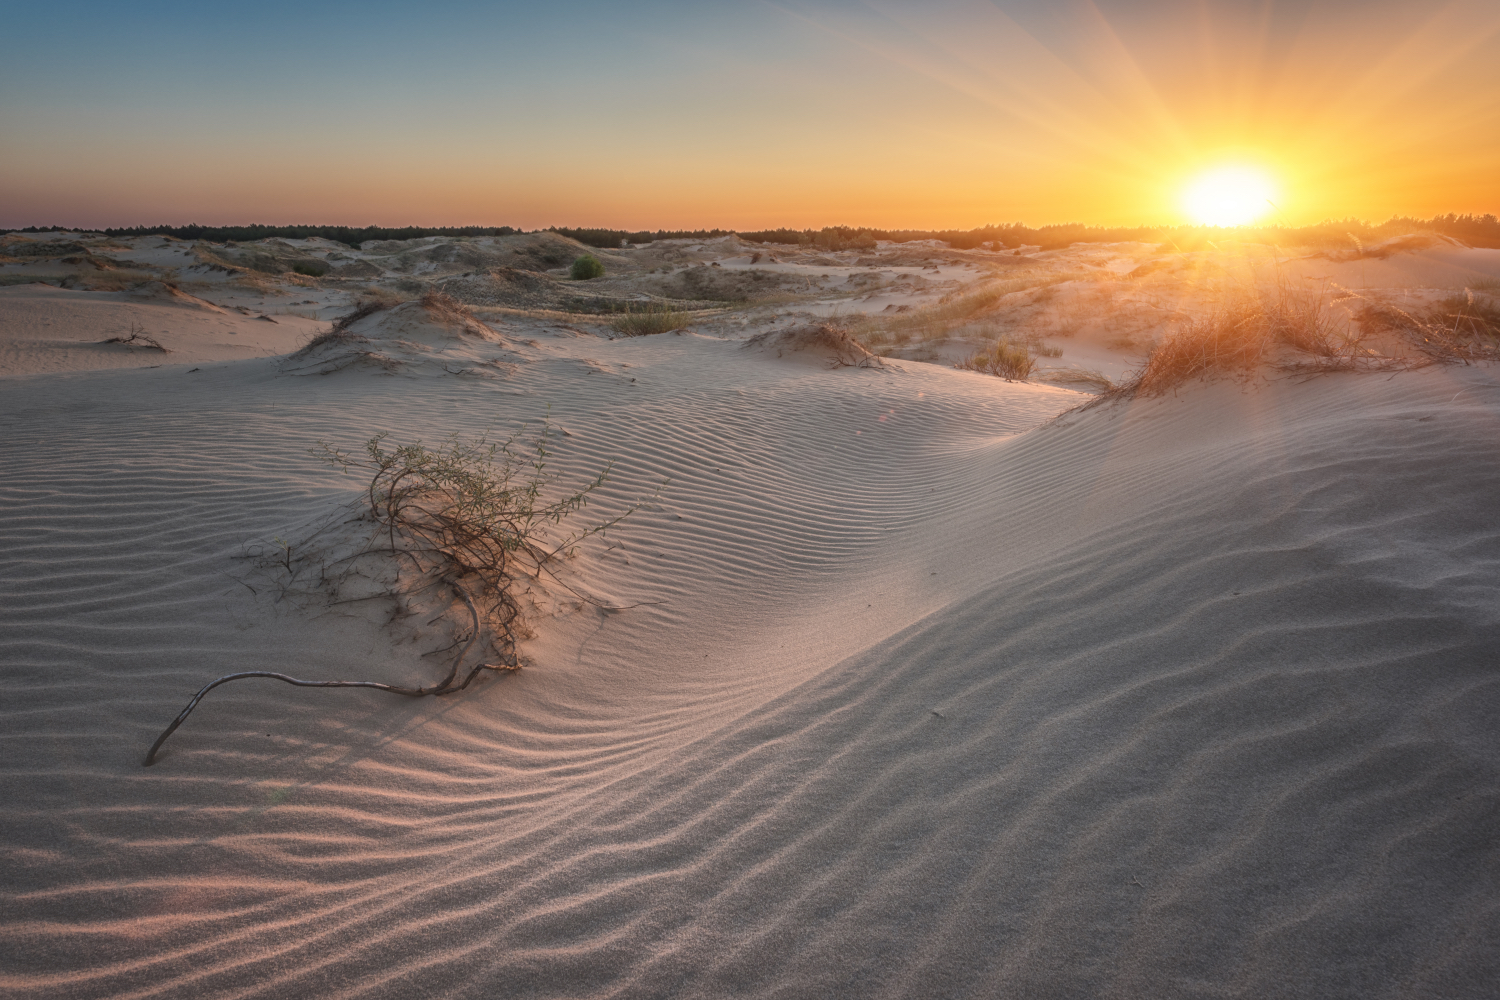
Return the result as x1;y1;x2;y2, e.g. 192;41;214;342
571;254;605;280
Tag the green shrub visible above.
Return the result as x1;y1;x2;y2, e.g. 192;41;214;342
570;254;605;280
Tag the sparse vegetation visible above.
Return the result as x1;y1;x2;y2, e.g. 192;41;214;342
570;255;605;280
745;322;887;370
144;426;650;765
610;303;691;336
1085;285;1485;403
291;299;384;357
1356;290;1500;363
854;275;1082;347
1042;368;1115;391
955;339;1037;381
101;323;168;352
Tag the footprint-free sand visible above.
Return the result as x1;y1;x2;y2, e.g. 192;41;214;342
2;234;1498;999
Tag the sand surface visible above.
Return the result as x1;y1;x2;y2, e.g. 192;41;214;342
2;233;1498;998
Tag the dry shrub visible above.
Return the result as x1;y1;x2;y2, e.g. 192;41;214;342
1101;290;1385;399
144;427;652;765
101;322;169;352
955;339;1036;381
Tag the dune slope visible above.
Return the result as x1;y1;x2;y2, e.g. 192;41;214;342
1;320;1497;999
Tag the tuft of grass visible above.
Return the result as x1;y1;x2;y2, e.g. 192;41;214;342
1358;290;1500;362
955;339;1037;381
293;299;384;356
570;254;605;280
609;304;692;336
1124;304;1272;397
420;288;487;333
1042;367;1115;391
854;273;1083;345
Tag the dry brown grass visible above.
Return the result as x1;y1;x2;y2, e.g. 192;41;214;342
744;322;887;369
1042;367;1115;391
853;273;1084;347
955;340;1037;381
1095;290;1366;401
610;304;692;336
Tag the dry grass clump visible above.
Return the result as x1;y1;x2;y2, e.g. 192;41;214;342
1042;367;1115;391
854;273;1081;346
292;299;384;357
610;303;692;336
1359;290;1500;362
145;427;647;765
420;288;494;337
1126;304;1274;396
1090;286;1469;402
955;339;1037;381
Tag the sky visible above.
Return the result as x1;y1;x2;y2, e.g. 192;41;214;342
2;0;1497;231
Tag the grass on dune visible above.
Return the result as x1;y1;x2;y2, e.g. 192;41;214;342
1092;286;1500;403
609;303;693;336
954;339;1038;381
854;273;1085;347
145;426;654;766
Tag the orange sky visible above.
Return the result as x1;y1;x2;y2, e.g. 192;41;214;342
2;1;1497;231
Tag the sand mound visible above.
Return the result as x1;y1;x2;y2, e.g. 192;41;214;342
745;322;886;368
124;280;225;312
282;293;515;376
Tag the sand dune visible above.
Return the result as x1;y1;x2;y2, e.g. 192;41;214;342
2;235;1498;998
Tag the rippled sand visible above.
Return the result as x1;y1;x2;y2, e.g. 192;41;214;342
2;280;1498;999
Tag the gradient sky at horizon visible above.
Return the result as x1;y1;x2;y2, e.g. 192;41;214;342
3;0;1497;231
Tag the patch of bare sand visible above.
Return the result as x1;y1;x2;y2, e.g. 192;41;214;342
0;284;325;376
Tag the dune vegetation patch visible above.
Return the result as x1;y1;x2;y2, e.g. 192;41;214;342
570;254;605;280
609;303;693;336
745;322;887;369
955;339;1037;381
144;427;651;766
1088;285;1500;403
100;322;169;352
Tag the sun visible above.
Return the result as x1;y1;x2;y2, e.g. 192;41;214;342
1183;166;1277;227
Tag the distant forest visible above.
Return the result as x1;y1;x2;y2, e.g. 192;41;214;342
12;214;1500;250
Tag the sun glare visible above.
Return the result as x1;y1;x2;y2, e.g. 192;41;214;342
1183;167;1276;227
